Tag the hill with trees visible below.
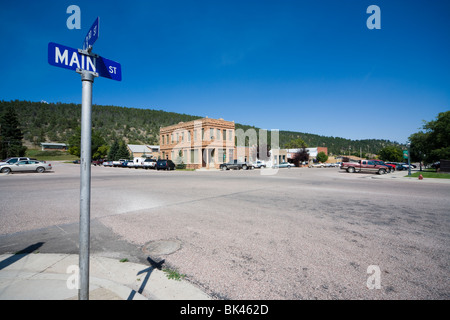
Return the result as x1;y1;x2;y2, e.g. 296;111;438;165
0;100;403;157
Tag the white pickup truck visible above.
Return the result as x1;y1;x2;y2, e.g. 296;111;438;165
112;159;128;167
130;157;147;169
143;158;157;169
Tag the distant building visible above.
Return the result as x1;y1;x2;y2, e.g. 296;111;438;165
127;144;160;158
285;147;328;163
41;143;68;151
159;117;235;169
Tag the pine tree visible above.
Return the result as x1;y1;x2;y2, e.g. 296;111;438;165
107;140;120;161
0;105;27;159
116;142;131;160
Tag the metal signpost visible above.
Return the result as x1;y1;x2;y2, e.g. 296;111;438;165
406;144;411;176
48;18;121;300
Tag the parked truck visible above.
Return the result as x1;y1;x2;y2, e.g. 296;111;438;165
340;159;392;174
112;159;128;167
220;160;254;170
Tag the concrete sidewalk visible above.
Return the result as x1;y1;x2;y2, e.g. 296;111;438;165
369;169;450;183
0;253;211;300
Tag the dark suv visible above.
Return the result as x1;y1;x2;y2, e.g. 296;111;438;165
156;159;176;170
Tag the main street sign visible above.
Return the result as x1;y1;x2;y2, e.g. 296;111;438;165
83;17;99;51
48;42;121;81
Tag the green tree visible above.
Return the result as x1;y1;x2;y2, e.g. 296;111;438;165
407;111;450;165
284;138;308;149
116;142;131;159
378;146;403;162
316;151;328;163
67;127;107;159
292;148;309;166
93;145;109;160
0;105;27;158
422;111;450;163
107;140;120;161
409;131;428;170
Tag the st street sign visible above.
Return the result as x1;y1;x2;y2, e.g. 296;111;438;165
83;17;99;51
48;42;121;81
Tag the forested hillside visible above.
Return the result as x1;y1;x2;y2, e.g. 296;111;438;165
0;100;402;155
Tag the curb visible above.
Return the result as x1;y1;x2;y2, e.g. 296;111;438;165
0;253;211;300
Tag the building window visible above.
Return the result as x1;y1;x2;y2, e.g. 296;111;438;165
217;129;220;140
223;129;226;141
218;149;227;163
210;128;214;139
187;130;191;142
190;149;199;164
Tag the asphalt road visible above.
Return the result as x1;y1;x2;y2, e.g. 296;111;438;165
1;162;449;299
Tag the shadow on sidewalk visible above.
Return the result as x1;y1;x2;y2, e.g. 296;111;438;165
0;242;44;270
127;256;165;300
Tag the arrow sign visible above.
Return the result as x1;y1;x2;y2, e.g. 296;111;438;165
83;17;99;51
48;42;121;81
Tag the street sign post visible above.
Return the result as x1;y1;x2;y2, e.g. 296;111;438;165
78;70;95;300
83;17;99;52
48;22;121;299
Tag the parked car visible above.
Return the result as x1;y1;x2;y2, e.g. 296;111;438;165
143;158;157;169
273;162;294;168
385;162;402;170
0;157;37;166
252;160;266;169
103;161;113;167
0;160;52;174
397;162;414;170
131;157;147;169
112;159;128;167
311;163;324;168
92;159;104;166
340;160;391;174
431;161;440;170
371;160;394;173
156;159;176;170
122;160;133;168
220;160;253;170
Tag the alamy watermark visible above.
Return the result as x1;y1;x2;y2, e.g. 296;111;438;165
66;264;80;290
367;265;381;289
66;5;81;30
367;5;381;30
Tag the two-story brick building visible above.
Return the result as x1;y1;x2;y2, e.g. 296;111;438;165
159;117;236;169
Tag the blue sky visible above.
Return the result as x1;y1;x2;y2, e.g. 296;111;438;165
0;0;449;143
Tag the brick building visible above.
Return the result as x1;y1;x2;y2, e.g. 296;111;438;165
159;117;235;169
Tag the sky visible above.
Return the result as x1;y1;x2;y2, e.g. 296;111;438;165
0;0;449;144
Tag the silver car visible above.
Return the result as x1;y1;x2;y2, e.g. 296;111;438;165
0;160;52;174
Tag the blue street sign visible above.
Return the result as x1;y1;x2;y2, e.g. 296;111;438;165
48;42;122;81
83;17;99;51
